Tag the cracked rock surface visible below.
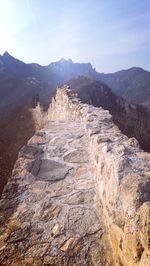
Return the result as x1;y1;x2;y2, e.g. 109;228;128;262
0;121;112;266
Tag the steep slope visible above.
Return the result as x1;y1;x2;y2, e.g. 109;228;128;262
0;52;54;111
67;77;150;152
98;67;150;107
67;76;119;111
0;107;35;195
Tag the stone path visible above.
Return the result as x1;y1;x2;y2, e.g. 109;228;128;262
0;121;112;266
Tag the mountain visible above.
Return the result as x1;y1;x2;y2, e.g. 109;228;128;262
0;52;150;108
67;76;119;111
0;52;150;195
98;67;150;108
0;53;98;113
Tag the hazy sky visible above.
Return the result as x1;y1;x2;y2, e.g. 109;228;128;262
0;0;150;72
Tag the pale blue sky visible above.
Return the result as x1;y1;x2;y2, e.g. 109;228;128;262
0;0;150;72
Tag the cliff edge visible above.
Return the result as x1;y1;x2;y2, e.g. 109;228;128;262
0;86;149;266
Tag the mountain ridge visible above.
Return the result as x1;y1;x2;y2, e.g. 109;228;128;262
2;51;149;73
0;52;149;195
1;52;149;107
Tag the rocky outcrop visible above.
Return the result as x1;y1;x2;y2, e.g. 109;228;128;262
0;86;149;265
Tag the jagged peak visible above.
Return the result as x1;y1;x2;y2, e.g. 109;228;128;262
2;51;18;62
59;58;73;63
49;58;94;69
3;51;12;57
2;51;26;66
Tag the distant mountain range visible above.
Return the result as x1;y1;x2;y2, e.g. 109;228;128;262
0;52;150;111
0;52;149;195
98;67;150;108
0;53;97;116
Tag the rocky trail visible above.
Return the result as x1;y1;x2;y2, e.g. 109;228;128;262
0;121;112;266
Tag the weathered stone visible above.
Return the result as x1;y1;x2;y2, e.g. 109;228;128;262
7;226;30;243
63;190;95;205
60;237;79;252
74;173;95;190
52;223;65;237
45;180;72;197
40;203;61;221
28;158;41;176
28;135;47;145
64;149;88;163
68;207;101;236
49;137;66;146
28;179;72;198
18;257;40;266
19;145;43;159
47;146;67;157
43;255;69;266
37;159;71;181
25;243;49;257
75;166;87;177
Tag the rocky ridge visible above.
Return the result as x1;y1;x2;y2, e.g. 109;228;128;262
0;86;149;265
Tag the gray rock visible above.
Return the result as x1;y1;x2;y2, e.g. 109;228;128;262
37;159;71;181
19;144;43;159
68;207;101;236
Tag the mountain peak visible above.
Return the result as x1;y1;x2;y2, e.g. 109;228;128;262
3;51;12;57
2;52;25;67
2;51;16;62
128;66;145;72
59;58;73;63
